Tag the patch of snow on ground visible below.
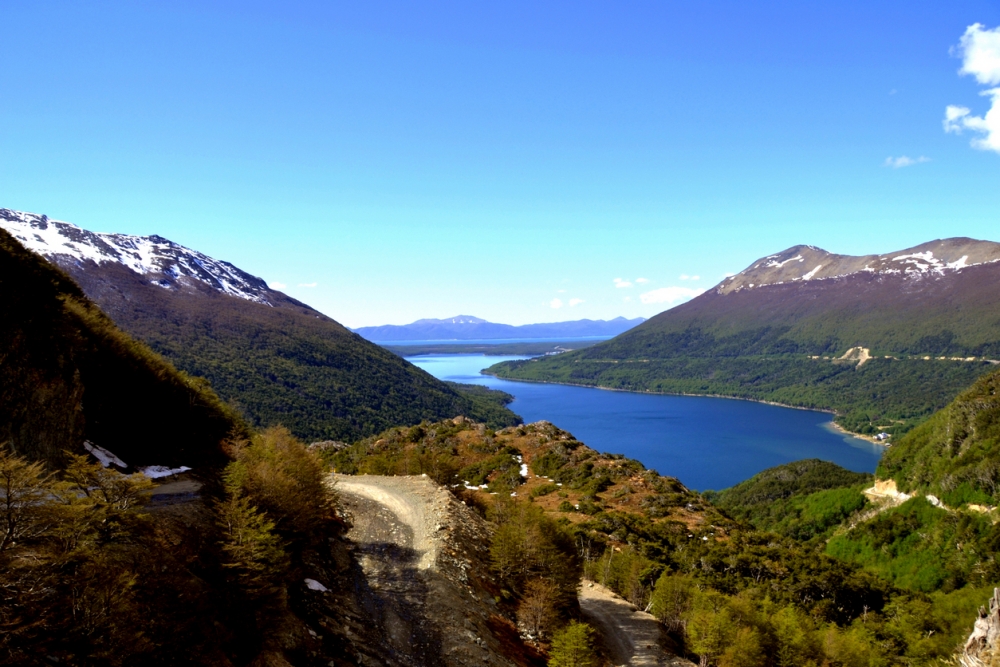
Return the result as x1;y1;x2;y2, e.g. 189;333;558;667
140;465;192;479
801;265;823;280
304;578;328;592
764;254;804;269
83;441;127;468
947;255;970;270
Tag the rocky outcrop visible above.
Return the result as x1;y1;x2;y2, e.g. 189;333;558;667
959;588;1000;667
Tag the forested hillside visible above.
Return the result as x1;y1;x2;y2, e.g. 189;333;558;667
331;418;998;666
491;240;1000;436
878;365;1000;507
0;209;520;441
0;227;244;467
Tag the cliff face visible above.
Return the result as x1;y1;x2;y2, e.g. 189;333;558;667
960;589;1000;667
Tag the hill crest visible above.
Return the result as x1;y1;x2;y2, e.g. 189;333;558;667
720;238;1000;295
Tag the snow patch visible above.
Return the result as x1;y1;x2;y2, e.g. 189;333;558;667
140;465;192;479
304;578;328;592
801;265;823;280
764;254;804;269
83;441;127;469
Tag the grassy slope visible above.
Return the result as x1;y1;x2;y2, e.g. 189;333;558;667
0;228;245;467
65;261;520;441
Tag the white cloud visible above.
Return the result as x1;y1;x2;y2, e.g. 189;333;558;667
883;155;930;168
635;277;650;284
640;286;706;305
679;274;701;281
569;298;584;307
945;24;1000;154
269;281;287;289
549;298;563;309
957;23;1000;85
613;278;633;288
298;282;318;288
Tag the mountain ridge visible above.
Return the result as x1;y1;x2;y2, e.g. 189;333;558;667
354;315;645;342
719;237;1000;295
0;208;521;441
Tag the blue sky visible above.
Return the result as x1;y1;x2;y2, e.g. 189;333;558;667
3;1;1000;326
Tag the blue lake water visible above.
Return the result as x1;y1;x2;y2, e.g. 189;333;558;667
409;353;883;491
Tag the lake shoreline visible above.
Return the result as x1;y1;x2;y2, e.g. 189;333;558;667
409;354;883;489
481;370;882;442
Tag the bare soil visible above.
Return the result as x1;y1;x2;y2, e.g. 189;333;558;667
333;473;532;667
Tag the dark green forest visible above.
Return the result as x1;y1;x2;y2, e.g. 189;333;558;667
63;260;521;442
0;228;245;467
878;366;1000;506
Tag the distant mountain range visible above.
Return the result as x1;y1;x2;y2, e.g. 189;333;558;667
0;209;520;441
353;315;646;342
490;238;1000;436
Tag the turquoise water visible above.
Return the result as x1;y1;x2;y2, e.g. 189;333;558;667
409;353;882;491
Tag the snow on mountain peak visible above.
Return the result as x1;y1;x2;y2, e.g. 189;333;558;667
0;209;273;305
718;238;1000;295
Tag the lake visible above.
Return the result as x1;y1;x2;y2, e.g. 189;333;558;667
408;353;883;491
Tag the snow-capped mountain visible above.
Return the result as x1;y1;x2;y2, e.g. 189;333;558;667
718;238;1000;295
353;315;646;342
0;208;273;304
0;207;514;441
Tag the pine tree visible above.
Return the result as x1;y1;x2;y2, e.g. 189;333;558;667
548;621;597;667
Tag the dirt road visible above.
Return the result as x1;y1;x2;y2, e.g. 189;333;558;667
332;474;519;667
579;581;694;667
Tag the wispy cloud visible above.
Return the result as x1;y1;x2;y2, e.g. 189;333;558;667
635;277;650;284
569;298;584;307
883;155;930;168
298;282;318;288
640;286;705;305
945;23;1000;153
613;278;633;288
269;281;287;289
549;298;563;309
679;274;701;281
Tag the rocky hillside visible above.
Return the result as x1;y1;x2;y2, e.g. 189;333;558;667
490;237;1000;436
0;208;520;441
718;238;1000;295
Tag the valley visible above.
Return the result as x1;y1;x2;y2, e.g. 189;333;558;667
2;214;1000;666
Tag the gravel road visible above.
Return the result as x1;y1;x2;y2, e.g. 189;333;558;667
579;581;694;667
331;474;518;667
